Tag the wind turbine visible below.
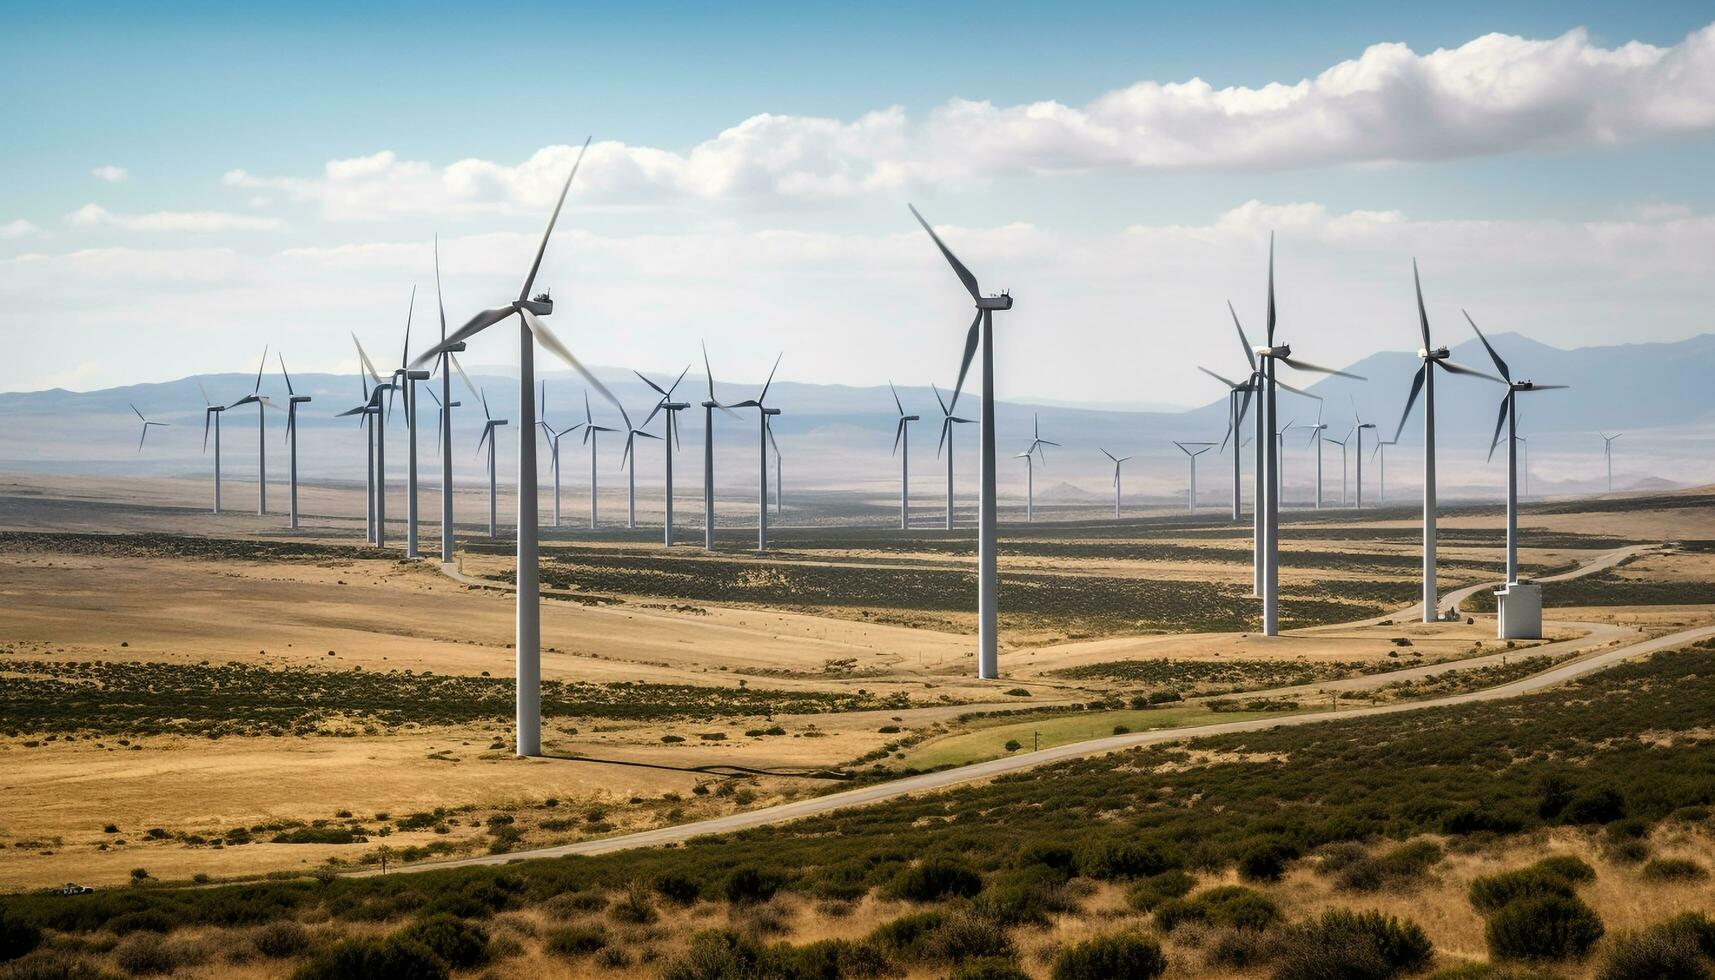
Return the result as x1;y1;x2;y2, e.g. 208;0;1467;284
620;400;663;530
1326;427;1351;506
1468;312;1568;584
278;355;312;529
722;354;783;551
1100;449;1130;519
934;384;974;532
1304;404;1328;510
431;240;478;563
698;343;739;550
352;335;397;547
1352;398;1376;510
409;137;627;758
581;391;620;530
195;378;226;514
909;205;1015;679
474;390;508;539
226;347;277;516
1373;438;1397;505
1174;441;1215;513
1274;417;1297;509
394;288;431;559
1250;235;1365;635
768;416;783;518
1518;434;1531;499
130;404;168;453
537;381;583;528
1017;413;1058;524
335;376;385;542
889;381;919;530
1391;262;1503;621
1200;361;1254;523
637;367;690;546
1600;432;1622;493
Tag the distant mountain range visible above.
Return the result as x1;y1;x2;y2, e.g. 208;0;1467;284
1;332;1710;503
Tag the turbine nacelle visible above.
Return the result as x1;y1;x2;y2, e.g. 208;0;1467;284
1256;344;1291;358
522;294;553;316
976;293;1013;311
1418;346;1450;360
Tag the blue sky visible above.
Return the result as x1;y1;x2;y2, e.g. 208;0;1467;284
3;1;1714;403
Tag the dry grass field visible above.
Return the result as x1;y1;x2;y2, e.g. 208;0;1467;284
2;474;1713;978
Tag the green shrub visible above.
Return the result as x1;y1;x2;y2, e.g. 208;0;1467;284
0;950;125;980
887;858;982;902
396;915;489;969
1595;926;1713;980
1468;857;1592;914
1563;788;1627;824
1126;870;1195;911
1050;932;1167;980
950;957;1031;980
1427;964;1563;979
544;925;608;958
1484;894;1604;961
106;912;171;936
251;921;311;958
653;872;702;904
1238;839;1301;882
1156;886;1281;932
722;866;783;905
1336;840;1445;892
869;911;1011;963
1639;857;1706;882
291;936;449;980
974;867;1071;926
1655;913;1715;959
1273;908;1433;979
1015;842;1076;874
1075;840;1173;880
112;934;177;976
659;930;761;980
771;938;890;979
0;907;42;962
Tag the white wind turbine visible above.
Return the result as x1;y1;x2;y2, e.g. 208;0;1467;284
334;374;385;542
698;342;742;550
1200;361;1255;523
1600;432;1622;493
1390;262;1503;621
409;137;626;758
227;346;279;516
1016;413;1059;524
1100;449;1131;519
637;367;691;546
620;399;663;530
1373;438;1397;504
1468;312;1568;585
431;241;482;562
1303;404;1328;510
1249;236;1366;635
536;382;584;528
722;354;783;551
1326;426;1351;506
1174;441;1215;513
889;382;919;530
130;403;169;453
768;416;783;518
934;383;975;532
580;391;622;530
351;335;397;547
195;377;227;514
1352;398;1376;510
909;204;1016;679
473;390;508;539
278;355;312;529
1274;417;1297;509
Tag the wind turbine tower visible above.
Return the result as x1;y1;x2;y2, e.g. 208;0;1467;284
1600;432;1621;493
279;356;312;529
889;382;919;529
1174;441;1215;513
1100;449;1131;519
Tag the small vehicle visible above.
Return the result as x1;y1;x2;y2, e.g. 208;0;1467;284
56;883;93;895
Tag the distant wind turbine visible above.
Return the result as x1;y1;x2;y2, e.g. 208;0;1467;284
581;391;619;530
474;389;508;539
889;382;919;530
1372;438;1397;505
352;334;397;547
620;399;663;530
1469;312;1568;585
699;342;739;550
1352;398;1376;510
1600;432;1622;493
537;382;581;528
722;354;783;551
934;383;974;532
1017;413;1059;524
226;346;278;516
1200;357;1255;523
1174;441;1216;513
1100;449;1131;519
278;355;312;529
637;367;691;546
130;403;168;453
195;377;227;514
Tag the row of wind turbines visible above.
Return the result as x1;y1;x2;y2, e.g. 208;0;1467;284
126;139;1615;754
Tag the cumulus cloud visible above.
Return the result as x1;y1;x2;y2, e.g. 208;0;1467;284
67;204;284;233
1;219;41;240
222;23;1715;218
91;165;129;183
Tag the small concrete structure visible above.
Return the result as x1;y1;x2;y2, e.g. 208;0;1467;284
1495;581;1543;640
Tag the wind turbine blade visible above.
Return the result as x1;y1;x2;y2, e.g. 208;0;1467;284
202;411;211;451
669;365;689;396
1524;384;1569;391
1237;384;1254;426
635;369;669;397
1265;232;1276;347
946;311;981;416
425;387;441;408
1487;397;1508;461
893;418;905;455
480;388;491;422
1227;301;1256;371
1197;365;1240;389
138;425;147;452
1463;310;1510;382
130;402;145;422
399;285;415;373
1275;377;1322;399
766;421;780;456
522;308;631;431
434;234;448;341
1101;448;1116;463
1412;259;1431;351
907;203;982;303
334;405;368;418
278;353;294;396
352;334;383;383
1279;356;1364;380
640;397;666;431
889;380;905;416
449;354;480;403
1220;421;1234;452
1438;359;1503;383
1393;365;1426;442
410;306;514;369
937;417;950;457
932;383;949;417
253;344;268;394
476;423;491;455
758;352;782;404
702;340;718;402
519;136;591;303
194;376;211;407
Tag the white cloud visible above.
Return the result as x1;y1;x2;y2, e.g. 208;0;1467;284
1;219;41;240
5;199;1712;405
222;23;1715;218
67;203;284;233
91;165;129;183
